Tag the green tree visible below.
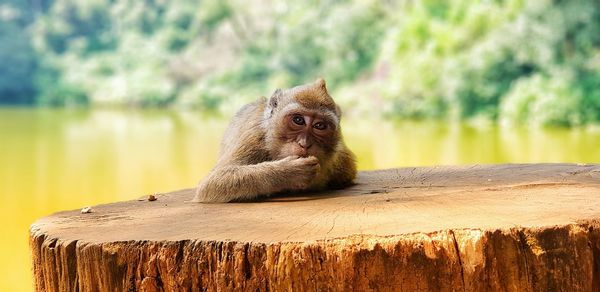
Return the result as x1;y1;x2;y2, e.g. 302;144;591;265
0;1;38;104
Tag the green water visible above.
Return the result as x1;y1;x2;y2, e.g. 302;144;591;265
1;107;599;291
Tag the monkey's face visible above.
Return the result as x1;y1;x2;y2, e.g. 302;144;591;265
264;79;342;162
268;104;341;161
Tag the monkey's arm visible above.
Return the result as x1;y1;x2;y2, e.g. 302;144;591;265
193;156;319;203
326;146;357;189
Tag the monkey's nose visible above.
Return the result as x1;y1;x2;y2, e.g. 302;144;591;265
296;141;311;157
298;139;312;149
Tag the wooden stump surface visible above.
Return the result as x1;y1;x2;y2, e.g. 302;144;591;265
30;163;600;291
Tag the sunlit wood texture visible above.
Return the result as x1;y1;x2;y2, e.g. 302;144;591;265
30;164;600;291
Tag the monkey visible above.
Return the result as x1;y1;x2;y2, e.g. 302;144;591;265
193;78;356;203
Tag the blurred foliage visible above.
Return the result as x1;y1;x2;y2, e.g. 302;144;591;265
380;0;600;126
0;0;40;104
0;0;598;126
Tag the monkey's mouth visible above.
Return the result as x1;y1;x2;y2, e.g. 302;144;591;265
288;145;316;157
279;143;316;158
294;149;309;157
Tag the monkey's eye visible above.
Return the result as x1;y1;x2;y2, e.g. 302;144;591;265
292;115;305;125
313;122;327;130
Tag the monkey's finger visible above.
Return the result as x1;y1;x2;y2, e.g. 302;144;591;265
282;155;300;161
301;156;319;164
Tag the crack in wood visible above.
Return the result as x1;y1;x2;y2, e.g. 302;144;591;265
450;230;466;292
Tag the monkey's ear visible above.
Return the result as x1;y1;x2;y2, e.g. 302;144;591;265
315;78;327;91
335;104;342;119
269;89;282;108
265;89;283;119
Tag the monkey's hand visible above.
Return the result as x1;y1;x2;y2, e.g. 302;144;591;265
278;155;321;190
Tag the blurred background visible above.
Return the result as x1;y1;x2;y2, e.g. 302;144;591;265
1;0;599;290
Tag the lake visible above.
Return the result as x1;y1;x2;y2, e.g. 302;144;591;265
1;107;599;291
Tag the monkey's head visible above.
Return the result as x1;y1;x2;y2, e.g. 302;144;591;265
263;78;343;162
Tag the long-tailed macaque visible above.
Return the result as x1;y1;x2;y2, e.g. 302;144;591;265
193;79;356;203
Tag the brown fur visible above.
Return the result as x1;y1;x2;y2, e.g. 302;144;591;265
289;78;337;111
193;79;356;203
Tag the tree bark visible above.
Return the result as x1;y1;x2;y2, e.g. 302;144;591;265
30;163;600;291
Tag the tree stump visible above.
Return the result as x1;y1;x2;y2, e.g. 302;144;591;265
30;163;600;291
